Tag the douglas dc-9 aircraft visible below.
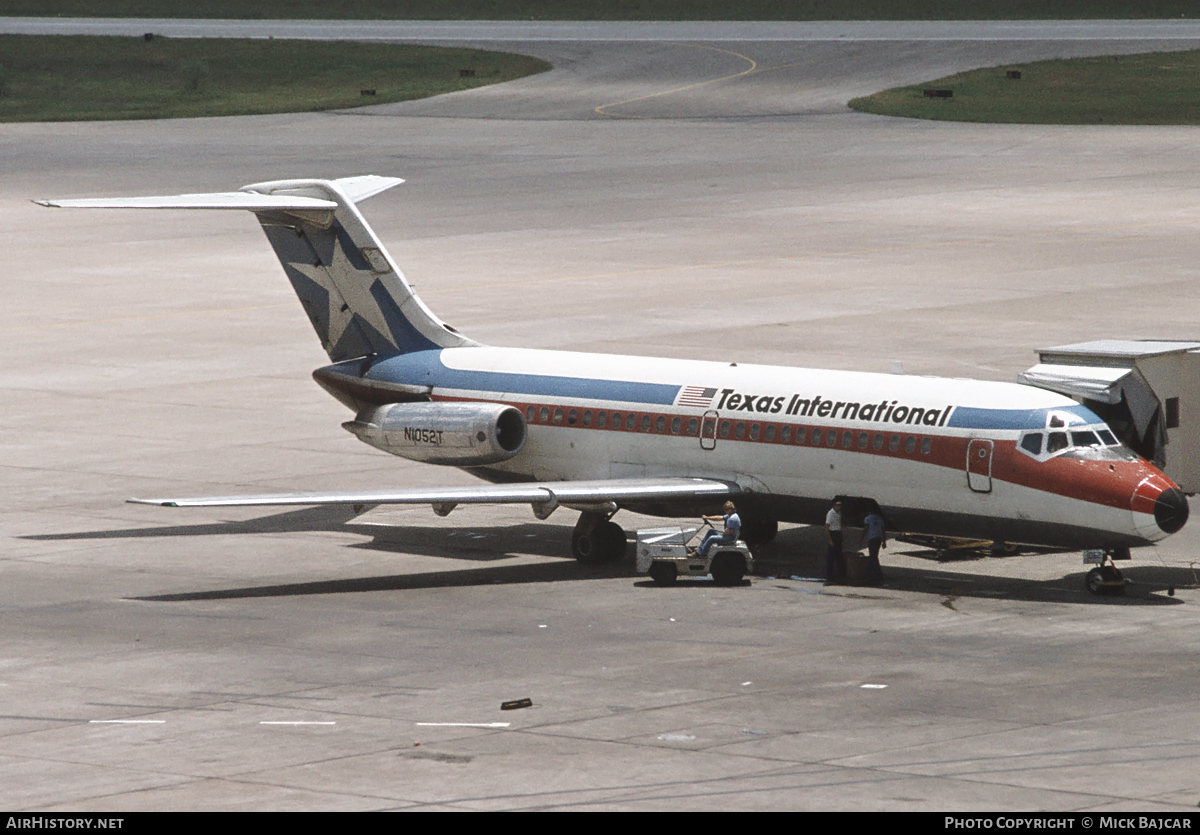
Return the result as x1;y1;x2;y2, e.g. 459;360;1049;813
39;176;1190;584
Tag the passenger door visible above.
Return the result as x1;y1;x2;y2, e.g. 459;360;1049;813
966;439;993;493
700;410;718;451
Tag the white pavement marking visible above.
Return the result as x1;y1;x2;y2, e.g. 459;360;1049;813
416;722;511;728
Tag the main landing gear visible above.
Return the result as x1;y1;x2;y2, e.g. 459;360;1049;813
1084;548;1130;596
739;515;778;548
571;512;627;564
570;511;777;566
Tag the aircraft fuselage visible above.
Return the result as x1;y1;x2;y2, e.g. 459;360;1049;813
315;345;1187;550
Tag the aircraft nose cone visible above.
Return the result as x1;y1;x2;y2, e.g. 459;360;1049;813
1155;488;1190;534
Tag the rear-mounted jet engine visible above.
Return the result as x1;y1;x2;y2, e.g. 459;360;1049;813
343;402;527;466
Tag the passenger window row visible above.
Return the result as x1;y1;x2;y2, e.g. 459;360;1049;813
525;405;697;434
520;404;934;455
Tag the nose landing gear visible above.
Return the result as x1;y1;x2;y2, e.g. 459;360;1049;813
1084;550;1127;596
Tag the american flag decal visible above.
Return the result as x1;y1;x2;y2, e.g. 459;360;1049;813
677;386;718;407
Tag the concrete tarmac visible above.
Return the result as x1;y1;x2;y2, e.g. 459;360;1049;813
3;21;1200;811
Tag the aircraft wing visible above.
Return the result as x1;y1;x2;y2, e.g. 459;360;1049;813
128;477;739;518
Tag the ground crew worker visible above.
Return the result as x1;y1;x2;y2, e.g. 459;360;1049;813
697;501;741;558
859;505;887;584
825;499;845;583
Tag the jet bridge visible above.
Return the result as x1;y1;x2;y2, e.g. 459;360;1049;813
1020;340;1200;493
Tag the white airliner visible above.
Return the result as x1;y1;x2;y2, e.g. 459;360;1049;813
39;176;1189;578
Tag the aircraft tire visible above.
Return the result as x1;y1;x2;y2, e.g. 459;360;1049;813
711;552;745;586
741;516;778;546
598;521;627;563
1085;567;1125;596
649;562;677;585
571;521;626;564
571;527;604;564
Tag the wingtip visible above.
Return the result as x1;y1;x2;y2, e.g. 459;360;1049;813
127;498;178;507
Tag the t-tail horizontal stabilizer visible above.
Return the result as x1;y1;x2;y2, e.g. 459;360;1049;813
36;176;477;362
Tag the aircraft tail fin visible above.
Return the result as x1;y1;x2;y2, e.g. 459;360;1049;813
37;176;477;361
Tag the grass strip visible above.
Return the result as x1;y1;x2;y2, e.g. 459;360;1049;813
1;1;1197;20
0;35;550;122
848;50;1200;125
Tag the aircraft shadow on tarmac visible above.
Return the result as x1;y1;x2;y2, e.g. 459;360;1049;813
24;505;381;541
23;505;580;561
21;506;632;601
21;508;1193;604
136;560;634;602
130;560;1193;604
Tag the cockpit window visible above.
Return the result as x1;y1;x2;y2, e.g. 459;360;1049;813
1020;420;1134;462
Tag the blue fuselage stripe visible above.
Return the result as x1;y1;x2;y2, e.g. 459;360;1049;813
947;404;1098;431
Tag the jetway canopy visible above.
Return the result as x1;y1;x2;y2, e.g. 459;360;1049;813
1018;363;1161;440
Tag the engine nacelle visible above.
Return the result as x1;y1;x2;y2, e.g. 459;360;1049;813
343;401;527;466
